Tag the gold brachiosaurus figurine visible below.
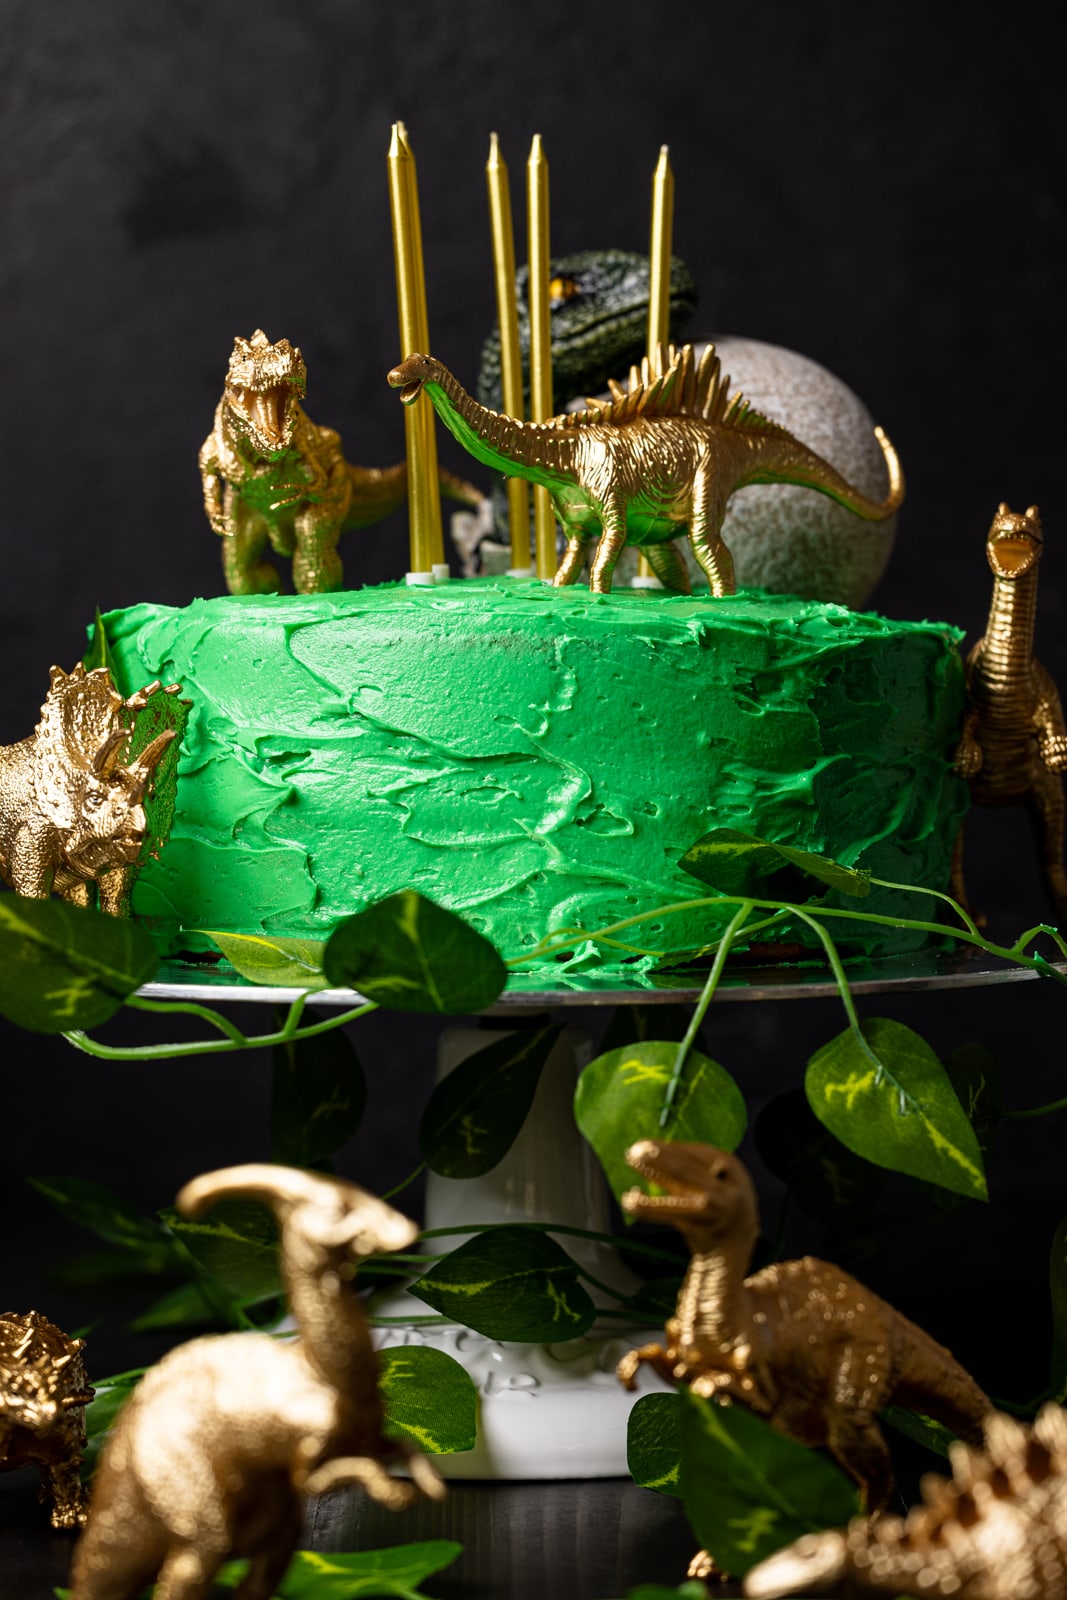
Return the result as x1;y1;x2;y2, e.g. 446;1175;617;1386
70;1165;444;1600
953;503;1067;922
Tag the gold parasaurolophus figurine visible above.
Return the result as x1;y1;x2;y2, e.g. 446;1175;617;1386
388;341;903;595
201;329;485;594
0;663;179;912
70;1165;445;1600
953;502;1067;922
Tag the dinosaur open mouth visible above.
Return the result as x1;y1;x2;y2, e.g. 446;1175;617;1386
622;1140;710;1217
236;385;291;447
989;534;1039;579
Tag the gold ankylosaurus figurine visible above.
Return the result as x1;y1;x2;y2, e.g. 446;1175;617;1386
0;1310;94;1530
952;503;1067;921
0;664;177;911
616;1141;992;1514
201;330;485;593
744;1402;1067;1599
388;341;904;594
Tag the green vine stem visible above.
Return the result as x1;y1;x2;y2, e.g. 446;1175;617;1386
659;899;755;1129
62;996;376;1060
1002;1094;1067;1121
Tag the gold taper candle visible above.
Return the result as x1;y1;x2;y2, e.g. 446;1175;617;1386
388;122;443;577
526;133;556;581
638;143;675;583
486;133;532;573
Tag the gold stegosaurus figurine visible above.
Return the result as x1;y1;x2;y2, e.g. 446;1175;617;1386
388;341;904;595
744;1402;1067;1600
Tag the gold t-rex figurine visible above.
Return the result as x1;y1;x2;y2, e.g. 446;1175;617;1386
70;1165;444;1600
201;330;485;593
952;503;1067;921
388;341;903;594
616;1140;991;1516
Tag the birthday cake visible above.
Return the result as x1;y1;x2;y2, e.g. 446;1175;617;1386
101;576;968;974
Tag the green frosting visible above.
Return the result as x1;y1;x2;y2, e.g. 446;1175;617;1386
101;579;968;971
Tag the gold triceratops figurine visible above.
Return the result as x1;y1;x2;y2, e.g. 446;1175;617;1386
70;1164;445;1600
201;329;484;594
952;502;1067;923
0;1310;94;1530
0;663;178;911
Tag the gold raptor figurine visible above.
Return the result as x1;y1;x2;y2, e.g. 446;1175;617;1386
70;1165;444;1600
388;341;903;595
953;503;1067;921
0;664;177;912
0;1311;94;1530
744;1402;1067;1599
616;1141;992;1516
202;330;485;594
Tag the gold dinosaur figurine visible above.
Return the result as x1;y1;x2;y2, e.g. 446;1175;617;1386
744;1402;1067;1599
70;1164;444;1600
952;503;1067;922
388;342;903;594
201;329;485;593
0;664;178;911
616;1141;992;1514
0;1310;94;1530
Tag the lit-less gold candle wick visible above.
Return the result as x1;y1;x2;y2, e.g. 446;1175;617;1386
486;133;532;574
526;133;556;582
388;122;444;579
637;143;675;586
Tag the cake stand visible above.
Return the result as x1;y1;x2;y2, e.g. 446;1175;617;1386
140;948;1064;1480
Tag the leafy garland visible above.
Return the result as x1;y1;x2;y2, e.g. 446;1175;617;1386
9;827;1067;1597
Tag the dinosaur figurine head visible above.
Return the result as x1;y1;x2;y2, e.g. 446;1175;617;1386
224;329;307;456
621;1140;760;1254
986;502;1043;581
31;664;175;880
388;352;437;407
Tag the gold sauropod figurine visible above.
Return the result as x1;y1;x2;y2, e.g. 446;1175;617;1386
201;329;485;594
0;664;178;911
744;1402;1067;1600
953;503;1067;922
0;1310;94;1530
70;1165;444;1600
616;1141;992;1515
388;341;903;595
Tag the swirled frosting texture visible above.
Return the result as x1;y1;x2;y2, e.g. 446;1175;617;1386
102;580;967;970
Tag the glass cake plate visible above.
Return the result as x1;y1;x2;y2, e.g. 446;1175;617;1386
139;942;1066;1008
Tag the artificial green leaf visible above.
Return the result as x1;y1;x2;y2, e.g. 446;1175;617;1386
83;1367;144;1471
806;1018;988;1200
574;1042;747;1208
207;930;330;991
882;1404;955;1459
627;1391;682;1497
0;893;158;1032
678;1391;860;1577
944;1042;1001;1160
129;1280;228;1334
271;1026;367;1169
600;1004;701;1051
378;1346;478;1454
418;1023;561;1177
410;1227;596;1342
753;1089;885;1226
680;828;870;901
622;1278;684;1319
29;1175;175;1258
160;1198;282;1304
324;890;507;1013
1050;1215;1067;1402
214;1541;463;1599
614;1587;712;1600
83;609;121;682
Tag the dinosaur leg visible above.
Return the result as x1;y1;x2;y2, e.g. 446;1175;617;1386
554;532;590;586
616;1342;677;1391
643;540;692;594
687;471;736;597
304;1453;418;1510
1033;662;1067;771
152;1544;222;1600
293;506;344;594
589;495;629;594
230;1514;302;1600
1028;765;1067;919
223;497;280;595
41;1456;90;1528
824;1411;894;1513
95;865;132;917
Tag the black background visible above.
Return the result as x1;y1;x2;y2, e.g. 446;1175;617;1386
0;3;1065;1586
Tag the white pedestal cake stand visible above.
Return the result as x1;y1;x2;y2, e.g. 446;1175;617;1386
140;948;1064;1479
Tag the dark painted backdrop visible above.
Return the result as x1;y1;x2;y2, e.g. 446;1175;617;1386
1;1;1065;1403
